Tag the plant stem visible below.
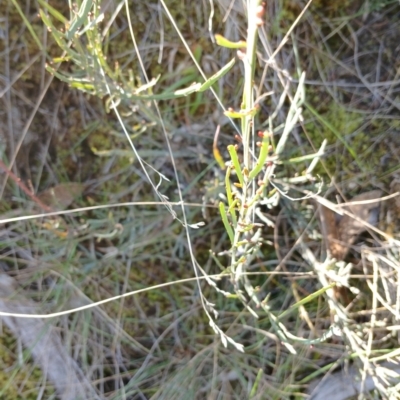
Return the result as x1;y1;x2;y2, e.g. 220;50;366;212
242;0;261;170
230;0;262;288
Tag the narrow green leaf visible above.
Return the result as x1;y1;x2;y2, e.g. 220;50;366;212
11;0;43;51
198;58;235;92
160;73;197;92
52;56;71;63
219;202;234;245
114;80;201;101
215;34;247;49
132;82;200;100
306;139;327;174
278;283;335;321
227;145;244;187
169;83;202;97
40;10;72;52
224;109;245;119
193;43;203;62
224;106;259;119
37;0;68;23
249;369;263;398
66;0;93;40
285;148;325;164
228;198;239;214
133;76;160;94
70;81;96;91
225;166;237;228
46;64;90;87
248;134;269;180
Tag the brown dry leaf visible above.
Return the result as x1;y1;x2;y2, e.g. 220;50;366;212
37;183;85;211
389;178;400;211
386;179;400;235
317;190;382;260
317;202;341;259
337;190;382;245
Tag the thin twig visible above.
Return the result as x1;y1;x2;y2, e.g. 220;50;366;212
0;159;52;212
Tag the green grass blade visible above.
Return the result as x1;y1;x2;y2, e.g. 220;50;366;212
305;101;363;169
249;368;263;398
11;0;44;51
198;58;235;92
277;283;335;321
37;0;68;24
